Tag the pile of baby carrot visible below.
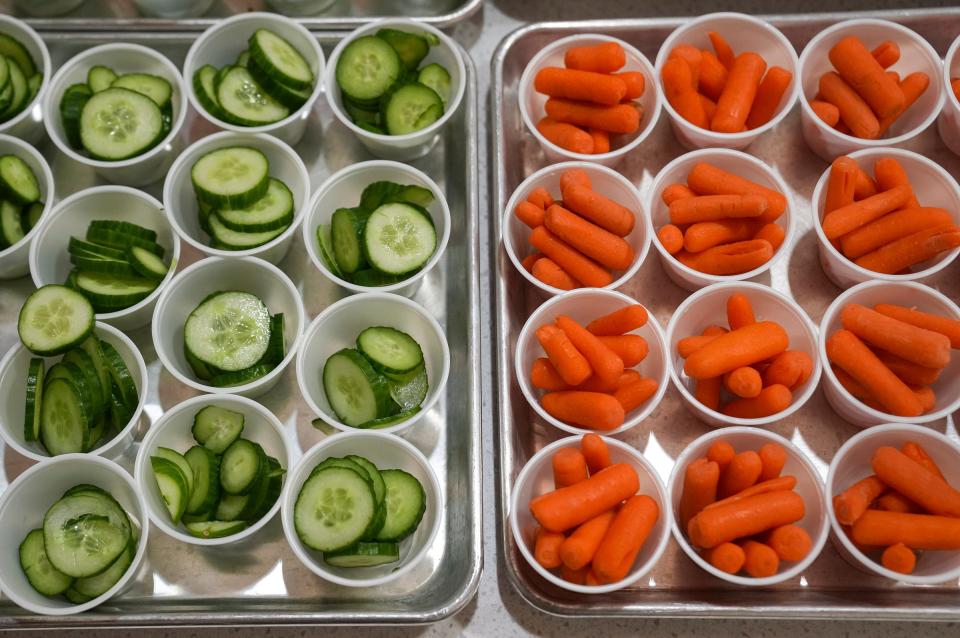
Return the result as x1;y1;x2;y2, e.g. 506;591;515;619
678;292;813;418
821;155;960;274
531;434;660;585
810;36;929;139
835;441;960;574
661;31;792;133
826;301;959;417
533;41;645;155
656;162;787;275
516;168;636;290
680;438;811;578
531;303;657;431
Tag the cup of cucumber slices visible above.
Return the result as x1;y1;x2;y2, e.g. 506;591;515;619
304;160;451;295
43;43;186;187
184;12;324;147
0;16;50;145
135;394;293;546
325;19;466;161
0;454;149;615
152;256;305;399
281;431;441;587
0;135;53;279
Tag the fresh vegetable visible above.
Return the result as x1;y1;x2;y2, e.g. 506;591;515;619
552;447;588;488
0;34;42;126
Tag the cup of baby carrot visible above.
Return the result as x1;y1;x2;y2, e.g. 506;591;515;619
668;427;829;586
518;34;661;167
797;19;945;162
510;434;671;593
811;148;960;289
937;33;960;157
818;280;960;429
827;423;960;584
654;12;799;151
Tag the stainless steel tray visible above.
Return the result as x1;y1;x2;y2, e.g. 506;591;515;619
493;9;960;620
0;28;480;629
1;0;481;30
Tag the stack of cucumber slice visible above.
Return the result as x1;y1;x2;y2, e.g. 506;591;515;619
149;405;285;539
0;32;43;125
294;454;425;568
17;285;140;455
184;290;285;387
317;180;437;287
59;65;174;161
335;28;451;135
19;484;138;604
65;219;170;313
193;28;315;127
0;154;43;249
191;146;296;250
322;326;429;429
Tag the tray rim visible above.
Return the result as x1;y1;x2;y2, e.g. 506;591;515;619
491;8;960;621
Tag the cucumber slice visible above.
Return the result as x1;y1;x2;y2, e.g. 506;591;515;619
316;224;344;278
154;446;194;496
73;271;156;312
107;387;130;432
322;348;395;427
39;377;87;455
43;490;131;578
342;97;380;127
18;284;95;356
87;66;117;93
64;586;93;604
22;200;44;231
208;213;286;250
184;291;271;372
362;202;436;276
220;438;266;495
62;347;105;417
86;227;165;257
236;50;250;67
46;361;93;419
417;63;451;104
185;345;216;380
193;64;226;121
182;510;213;524
70;254;138;278
185;520;247;539
376;28;430;71
80;88;164;161
248;29;314;90
388;365;428;411
151;456;190;524
192;405;244;454
215;178;294;233
359;181;434;211
69;237;127;261
191;146;270;209
0;78;12;115
19;529;74;596
80;335;112;409
350;269;404;288
0;34;36;77
184;445;220;515
247;58;311;110
83;415;105;452
356;326;424;377
356;121;386;135
0;199;24;246
358;407;420;429
345;455;387;511
323;541;399;568
215;66;289;127
89;220;157;242
128;245;168;280
248;460;283;520
330;207;367;274
1;58;27;120
25;73;41;108
207;363;273;387
215;493;249;522
375;468;426;542
23;357;44;442
111;73;172;108
99;339;139;412
256;313;285;366
335;36;402;103
294;466;376;552
59;83;92;150
383;83;443;135
71;540;134;598
0;155;39;204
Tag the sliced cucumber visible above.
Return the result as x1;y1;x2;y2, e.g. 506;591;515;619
316;224;343;278
247;58;311;110
87;65;117;93
388;365;428;411
208;364;272;387
256;313;285;366
417;63;451;104
191;146;270;209
335;36;402;103
70;255;138;278
342;97;380;127
86;227;165;257
99;339;138;413
220;438;265;495
294;465;376;552
19;529;74;596
0;78;12;115
73;271;156;312
69;237;127;261
330;207;368;274
59;83;92;150
62;347;105;417
322;348;395;427
249;29;313;90
43;490;131;578
350;269;404;288
215;493;248;522
128;246;168;280
356;326;424;377
151;456;190;525
215;66;289;127
215;177;294;233
46;361;93;419
236;50;250;67
184;445;220;515
83;416;105;452
375;468;426;542
358;407;420;429
383;83;443;135
25;73;41;108
0;199;24;246
360;181;434;211
207;213;286;250
323;541;399;568
345;455;386;538
185;345;216;380
363;202;436;275
111;73;172;109
182;510;213;524
0;33;36;77
18;284;95;356
191;404;244;454
183;291;271;372
71;540;134;598
0;155;39;205
23;357;44;442
185;520;247;539
39;377;87;456
376;28;430;71
154;446;194;496
22;200;44;231
80;335;112;409
80;88;164;161
1;58;27;120
193;64;226;120
89;220;157;242
64;587;93;604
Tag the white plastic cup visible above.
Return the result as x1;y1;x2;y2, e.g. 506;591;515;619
664;281;822;429
827;423;960;584
0;16;51;145
134;393;294;546
43;43;187;187
28;186;180;331
0;322;147;463
296;292;450;436
514;289;667;436
281;431;442;588
501;161;650;297
810;147;960;289
509;435;671;593
667;427;829;586
0;135;54;280
654;12;799;151
183;12;325;147
517;34;661;168
162;131;311;266
0;454;149;615
324;19;467;161
647;148;794;291
302;160;451;296
817;280;960;429
937;34;960;157
134;0;215;17
151;256;305;399
797;19;945;162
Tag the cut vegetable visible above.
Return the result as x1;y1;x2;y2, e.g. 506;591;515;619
191;146;270;209
79;88;164;161
362;202;437;275
294;465;377;552
322;348;395;427
191;404;244;454
184;291;271;372
18;285;95;356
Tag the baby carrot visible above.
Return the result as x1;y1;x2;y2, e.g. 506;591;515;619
876;492;918;514
877;72;929;136
872;348;942;386
662;56;707;128
854;167;877;200
703;476;798;512
700;94;717;122
840;303;951;369
703;325;728;337
851;509;960;551
680;458;720;528
754;223;785;252
545;98;640;134
721;384;792;419
766;524;812;562
686;162;787;224
875;304;960;349
872;446;960;518
758;443;787;482
581;433;611;473
589;128;610;154
534;528;565;569
855;223;960;274
545;205;635;270
532;357;569;391
534;67;628;105
762;350;814;391
527;187;554;210
542;391;625;431
536;323;592;386
614;377;658;412
819;71;880;139
810;99;840;127
684;321;789;379
515;200;546;228
556;315;624;386
829;35;905;119
564;42;626;74
699;50;728;101
561;183;636;237
553;446;589;488
839;207;952;259
532;256;580;291
881;542;916;574
597;335;648;367
901;441;945;480
742;540;780;578
688;490;805;549
723;366;762;399
707;440;736;471
719;451;763;498
821;184;912;239
536;117;594;154
669;194;767;224
708;31;735;69
662;183;696;205
529;226;613;288
521;253;542;272
530;462;639;532
615;71;645;100
560;168;591;193
592;494;659;584
658;224;684;255
678;334;723;358
712;52;767;133
824;156;859;214
871;41;900;68
873;157;919;209
834;475;886;525
561;564;588;585
560;509;615;570
695;376;722;411
574;369;641;394
682;219;758;253
745;66;793;129
586;304;648;336
668;44;703;88
584;569;601;586
706;542;746;574
726;292;756;330
826;330;923;417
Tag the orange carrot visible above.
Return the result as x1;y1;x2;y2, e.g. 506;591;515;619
560;168;591;193
875;304;960;349
553;446;589;488
826;330;922;417
810;99;840;127
703;325;728;337
560;509;616;570
718;451;763;498
556;315;624;386
881;542;916;574
746;66;793;129
561;564;588;584
675;238;774;274
532;257;580;290
824;156;859;214
834;475;886;525
819;71;880;139
762;350;814;391
542;391;625;431
703;476;798;512
871;41;900;68
581;433;611;474
877;72;929;136
658;224;684;255
765;524;812;562
854;167;877;200
708;31;735;69
561;183;636;237
758;443;787;482
532;357;569;391
688;490;805;549
872;446;960;517
712;52;767;133
536;323;593;386
521;253;542;272
573;369;641;394
876;492;919;514
597;335;648;367
564;42;626;74
535;66;628;105
678;334;722;358
592;494;659;584
545;204;635;270
726;293;755;330
741;541;780;578
829;35;905;119
840;207;952;259
680;458;721;528
530;462;639;532
662;183;696;205
668;44;702;86
527;187;554;210
840;303;951;369
534;528;565;568
692;375;720;411
707;440;736;471
670;194;767;224
589;128;610;154
614;377;658;412
536;117;594;154
699;50;728;101
586;304;648;336
686;162;787;224
723;366;762;399
615;71;645;100
685;321;789;379
855;223;960;274
754;223;785;251
851;509;960;550
529;226;613;288
821;184;912;239
515;200;546;228
873;157;919;209
872;348;942;386
545;98;640;134
662;57;708;128
706;542;746;574
682;219;758;253
584;569;601;586
901;441;946;480
722;384;792;419
700;94;717;122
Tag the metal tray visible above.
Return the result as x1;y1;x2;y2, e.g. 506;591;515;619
2;0;482;30
493;9;960;620
0;28;480;629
